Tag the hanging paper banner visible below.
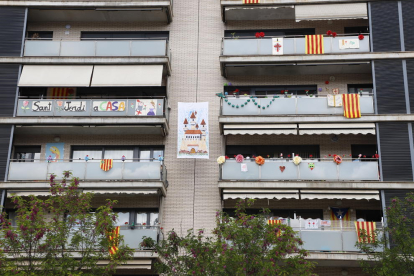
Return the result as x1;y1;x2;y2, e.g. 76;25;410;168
272;38;284;55
339;39;360;49
177;102;209;159
45;143;64;163
241;163;248;172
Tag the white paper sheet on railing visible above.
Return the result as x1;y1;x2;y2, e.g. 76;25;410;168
177;102;209;159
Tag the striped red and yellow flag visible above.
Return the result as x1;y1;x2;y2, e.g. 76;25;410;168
48;88;76;99
100;159;113;172
108;226;120;255
305;35;324;54
355;221;376;243
342;94;361;119
268;220;282;237
243;0;260;3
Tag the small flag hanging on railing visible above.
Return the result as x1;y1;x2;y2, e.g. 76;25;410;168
268;220;282;237
48;87;76;99
100;159;113;172
305;35;324;54
243;0;260;3
108;226;120;255
355;221;376;243
342;94;361;119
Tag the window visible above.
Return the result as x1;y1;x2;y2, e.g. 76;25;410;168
225;29;315;38
356;210;382;222
226;145;320;159
113;209;159;227
14;146;41;162
344;26;369;35
224;85;317;97
348;84;373;95
27;31;53;40
351;145;378;161
81;31;169;40
5;210;17;226
71;146;164;162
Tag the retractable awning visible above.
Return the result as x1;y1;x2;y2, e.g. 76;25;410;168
7;191;49;197
86;189;158;195
300;190;380;200
298;123;376;135
295;3;368;22
91;65;163;87
18;65;94;87
223;189;299;200
223;124;297;135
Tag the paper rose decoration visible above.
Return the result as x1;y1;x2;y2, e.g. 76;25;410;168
235;154;244;163
358;34;364;40
217;156;226;165
293;156;302;166
255;156;265;166
333;154;342;165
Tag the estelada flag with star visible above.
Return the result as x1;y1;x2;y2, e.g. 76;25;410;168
100;159;113;172
331;207;350;221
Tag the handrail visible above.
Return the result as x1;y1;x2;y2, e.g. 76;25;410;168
10;158;162;162
26;38;169;41
18;96;168;100
223;33;370;40
223;158;379;161
221;93;374;98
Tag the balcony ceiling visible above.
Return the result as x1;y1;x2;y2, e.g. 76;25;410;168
224;6;294;21
28;8;170;23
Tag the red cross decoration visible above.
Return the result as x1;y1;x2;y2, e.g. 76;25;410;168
274;43;282;52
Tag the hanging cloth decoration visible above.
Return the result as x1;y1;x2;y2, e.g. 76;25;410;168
100;159;113;172
327;94;342;107
342;94;361;118
267;220;282;237
305;35;324;54
108;226;120;255
354;221;376;243
243;0;260;3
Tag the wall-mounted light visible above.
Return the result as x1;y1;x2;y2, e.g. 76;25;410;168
65;24;71;29
53;136;61;142
331;135;339;142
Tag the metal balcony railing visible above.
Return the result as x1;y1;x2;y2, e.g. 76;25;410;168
222;34;370;56
221;94;374;116
16;98;168;118
8;159;168;187
24;38;170;58
220;158;380;181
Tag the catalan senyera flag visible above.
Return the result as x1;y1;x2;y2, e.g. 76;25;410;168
108;226;120;255
355;221;376;243
342;94;361;119
243;0;260;3
268;220;282;237
100;159;113;172
305;35;324;54
48;87;76;99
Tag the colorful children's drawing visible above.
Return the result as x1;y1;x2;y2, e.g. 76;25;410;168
45;143;65;163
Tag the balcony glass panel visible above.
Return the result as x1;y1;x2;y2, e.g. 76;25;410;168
8;161;162;181
121;228;159;249
24;40;168;57
222;35;370;56
222;96;374;115
221;159;379;181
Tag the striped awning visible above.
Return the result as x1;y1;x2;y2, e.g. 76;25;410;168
300;190;380;200
298;123;376;135
295;3;368;22
223;189;299;200
223;124;297;135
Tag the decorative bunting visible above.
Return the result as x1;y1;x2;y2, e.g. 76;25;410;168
108;226;120;255
305;35;324;54
100;159;113;172
279;166;285;173
342;94;361;118
355;221;376;243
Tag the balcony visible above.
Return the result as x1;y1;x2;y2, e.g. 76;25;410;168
121;226;162;249
220;35;371;76
24;39;170;58
221;95;374;116
220;159;379;181
8;159;168;187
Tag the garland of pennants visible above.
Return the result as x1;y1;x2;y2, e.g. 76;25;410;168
224;95;280;110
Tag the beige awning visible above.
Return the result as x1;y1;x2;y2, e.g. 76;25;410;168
223;124;297;135
298;123;375;135
7;191;49;197
295;3;368;22
300;190;380;200
91;65;163;87
223;189;299;200
18;65;93;87
86;189;158;195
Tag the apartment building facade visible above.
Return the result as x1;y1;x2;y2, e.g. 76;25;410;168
0;0;413;275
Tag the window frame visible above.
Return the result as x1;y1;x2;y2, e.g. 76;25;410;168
70;146;164;162
14;146;42;162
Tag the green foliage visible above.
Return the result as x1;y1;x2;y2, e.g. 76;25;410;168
356;192;414;276
144;199;315;275
0;171;134;275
